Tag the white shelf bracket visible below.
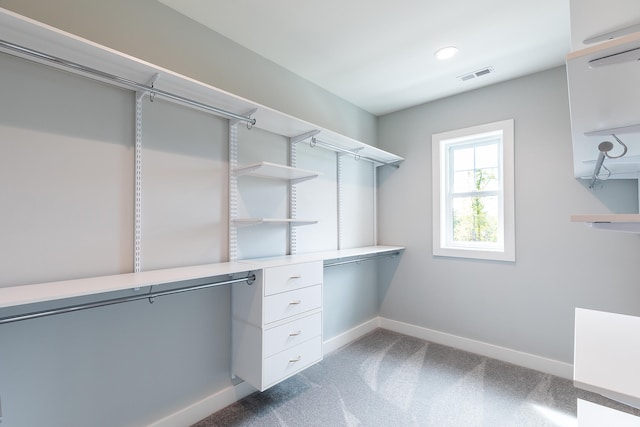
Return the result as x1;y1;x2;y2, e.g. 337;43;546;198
291;129;320;145
136;73;160;102
230;108;258;128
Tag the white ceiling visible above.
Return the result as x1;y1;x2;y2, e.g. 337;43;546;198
157;0;570;116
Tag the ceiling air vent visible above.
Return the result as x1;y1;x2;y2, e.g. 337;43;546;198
458;67;494;82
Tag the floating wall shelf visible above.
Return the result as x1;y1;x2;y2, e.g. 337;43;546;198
571;214;640;233
233;162;319;181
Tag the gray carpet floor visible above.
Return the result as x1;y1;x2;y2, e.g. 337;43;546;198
193;329;640;426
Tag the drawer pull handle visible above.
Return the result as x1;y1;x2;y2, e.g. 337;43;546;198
289;275;302;279
289;300;302;305
289;330;302;337
289;356;302;363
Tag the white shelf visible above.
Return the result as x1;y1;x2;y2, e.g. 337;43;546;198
571;214;640;232
233;218;318;226
0;246;404;310
237;245;405;268
0;8;403;167
233;162;319;181
0;262;254;309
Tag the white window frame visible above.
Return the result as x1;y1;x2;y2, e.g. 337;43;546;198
432;119;515;262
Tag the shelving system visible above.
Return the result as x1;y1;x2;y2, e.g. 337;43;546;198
566;30;640;181
566;2;640;230
0;7;404;311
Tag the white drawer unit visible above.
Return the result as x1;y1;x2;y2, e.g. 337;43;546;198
232;261;323;391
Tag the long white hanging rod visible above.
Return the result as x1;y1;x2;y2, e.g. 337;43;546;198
0;273;256;325
0;39;257;126
309;137;400;168
324;251;401;268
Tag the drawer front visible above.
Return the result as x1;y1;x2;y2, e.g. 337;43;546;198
263;285;321;324
263;335;322;388
264;261;322;296
263;312;322;357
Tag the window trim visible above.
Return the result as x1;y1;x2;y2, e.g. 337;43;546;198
432;119;515;262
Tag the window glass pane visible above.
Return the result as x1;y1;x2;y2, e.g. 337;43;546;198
453;170;475;193
452;195;499;243
452;146;474;171
475;167;499;191
475;143;498;169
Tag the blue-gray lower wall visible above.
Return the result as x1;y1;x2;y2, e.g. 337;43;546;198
377;66;640;364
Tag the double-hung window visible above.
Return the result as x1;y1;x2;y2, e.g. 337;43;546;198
432;119;515;261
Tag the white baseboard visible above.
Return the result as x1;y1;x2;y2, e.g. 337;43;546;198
379;317;573;380
323;317;381;355
149;381;256;427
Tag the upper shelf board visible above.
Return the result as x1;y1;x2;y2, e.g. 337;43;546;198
566;31;640;179
0;8;403;167
571;214;640;232
234;162;319;181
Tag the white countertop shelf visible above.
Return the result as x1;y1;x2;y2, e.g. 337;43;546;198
238;245;405;268
233;162;319;181
0;246;404;310
0;262;254;309
571;214;640;232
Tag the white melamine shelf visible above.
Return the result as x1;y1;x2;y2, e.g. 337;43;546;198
0;262;255;309
0;8;403;167
571;214;640;232
233;218;318;226
237;245;405;268
233;162;319;181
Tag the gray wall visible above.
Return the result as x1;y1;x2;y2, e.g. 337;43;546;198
1;0;377;145
377;66;640;364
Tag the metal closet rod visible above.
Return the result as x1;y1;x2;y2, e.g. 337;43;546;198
0;39;256;126
324;251;401;268
310;137;400;168
0;273;256;325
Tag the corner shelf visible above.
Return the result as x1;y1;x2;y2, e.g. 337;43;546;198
233;161;319;181
571;214;640;233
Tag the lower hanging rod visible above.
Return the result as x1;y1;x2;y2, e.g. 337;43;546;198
324;252;401;268
0;39;257;127
0;273;256;325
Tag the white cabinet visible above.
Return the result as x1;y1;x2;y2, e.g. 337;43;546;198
574;308;640;409
232;260;323;391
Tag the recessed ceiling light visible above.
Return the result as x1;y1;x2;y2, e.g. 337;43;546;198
434;46;458;60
